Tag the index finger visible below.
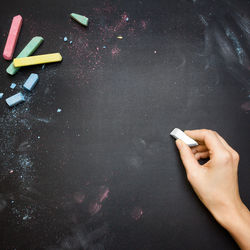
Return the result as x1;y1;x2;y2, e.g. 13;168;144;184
184;129;226;152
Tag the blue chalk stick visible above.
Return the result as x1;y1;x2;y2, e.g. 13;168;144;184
6;92;25;107
0;93;3;99
10;83;16;89
64;36;68;42
23;73;39;91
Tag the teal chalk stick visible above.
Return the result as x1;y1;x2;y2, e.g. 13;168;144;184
6;36;44;76
23;73;39;91
70;13;89;27
6;92;25;107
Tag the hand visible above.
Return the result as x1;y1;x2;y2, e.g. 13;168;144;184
175;129;250;250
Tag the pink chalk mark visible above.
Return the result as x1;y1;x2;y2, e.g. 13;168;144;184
111;47;121;57
3;15;23;60
89;202;102;215
121;13;129;22
113;12;129;32
73;192;85;204
141;20;147;30
98;186;110;203
131;207;143;220
241;101;250;111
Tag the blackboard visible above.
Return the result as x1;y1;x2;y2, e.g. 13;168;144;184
0;0;249;249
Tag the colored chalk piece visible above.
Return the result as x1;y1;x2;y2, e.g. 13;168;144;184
64;36;68;42
10;83;16;89
3;15;23;60
23;73;39;91
13;53;62;67
0;93;4;99
6;92;25;107
170;128;198;147
70;13;89;27
6;36;44;75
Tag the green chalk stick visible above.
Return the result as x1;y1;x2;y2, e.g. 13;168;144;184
6;36;44;75
70;13;89;27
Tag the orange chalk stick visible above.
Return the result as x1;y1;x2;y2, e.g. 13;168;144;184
3;15;23;60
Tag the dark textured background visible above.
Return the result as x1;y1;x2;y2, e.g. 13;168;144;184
0;0;249;249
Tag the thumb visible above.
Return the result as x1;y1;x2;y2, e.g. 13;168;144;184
175;139;200;173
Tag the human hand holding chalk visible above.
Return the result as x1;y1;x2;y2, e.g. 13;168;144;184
170;128;198;147
175;129;250;250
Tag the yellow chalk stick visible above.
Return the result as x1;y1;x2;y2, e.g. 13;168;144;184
13;53;62;67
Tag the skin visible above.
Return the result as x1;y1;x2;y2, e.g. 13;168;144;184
175;129;250;250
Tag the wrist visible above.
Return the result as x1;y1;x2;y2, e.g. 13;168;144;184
211;200;250;249
212;200;246;228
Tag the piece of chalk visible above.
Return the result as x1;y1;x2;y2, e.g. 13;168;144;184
6;92;25;107
70;13;89;27
10;83;16;89
64;36;68;42
6;36;44;75
170;128;198;147
13;53;62;67
0;93;4;99
3;15;23;60
23;73;39;91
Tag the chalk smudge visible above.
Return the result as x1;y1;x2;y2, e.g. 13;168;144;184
73;192;86;204
98;186;110;203
131;206;143;220
241;101;250;111
111;46;121;57
89;202;102;215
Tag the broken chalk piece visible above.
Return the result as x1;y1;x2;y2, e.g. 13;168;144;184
6;92;25;107
3;15;23;60
57;108;62;113
13;53;62;67
170;128;198;147
10;83;16;89
23;73;39;91
64;36;68;42
0;93;4;99
70;13;89;27
6;36;44;75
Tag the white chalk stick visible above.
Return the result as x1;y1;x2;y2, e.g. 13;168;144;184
170;128;198;147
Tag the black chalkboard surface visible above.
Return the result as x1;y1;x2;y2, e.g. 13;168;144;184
0;0;249;249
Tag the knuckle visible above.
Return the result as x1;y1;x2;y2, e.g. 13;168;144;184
213;130;218;136
201;129;212;136
221;151;232;163
201;129;209;133
207;129;215;136
232;151;240;162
